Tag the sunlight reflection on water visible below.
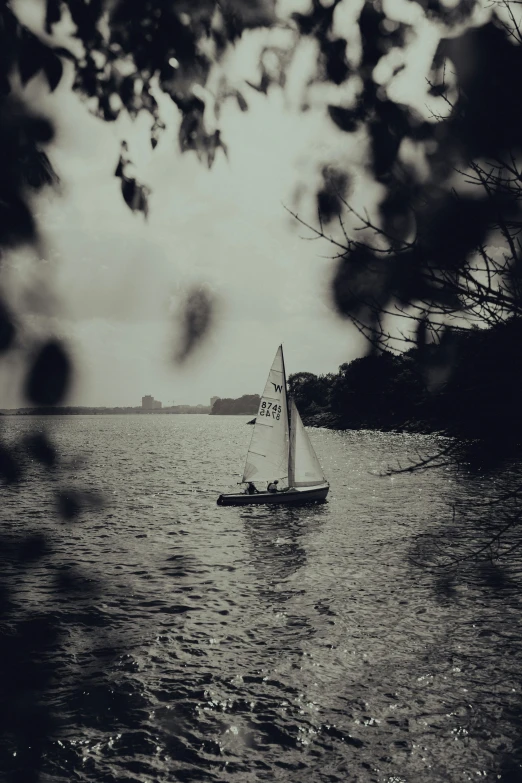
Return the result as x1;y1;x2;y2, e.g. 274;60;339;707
2;415;522;782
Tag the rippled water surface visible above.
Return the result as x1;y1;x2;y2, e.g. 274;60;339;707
2;414;522;783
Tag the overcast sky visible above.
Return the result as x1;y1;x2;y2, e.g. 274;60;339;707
42;83;364;407
1;0;502;408
1;20;364;406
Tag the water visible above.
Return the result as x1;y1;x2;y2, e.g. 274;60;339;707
1;414;522;782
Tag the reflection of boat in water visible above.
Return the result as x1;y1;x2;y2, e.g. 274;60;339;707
217;346;329;506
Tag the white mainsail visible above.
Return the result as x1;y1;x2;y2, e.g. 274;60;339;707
288;398;326;488
242;346;289;483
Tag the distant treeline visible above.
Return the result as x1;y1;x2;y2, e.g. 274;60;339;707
1;406;211;415
289;318;522;444
211;394;260;415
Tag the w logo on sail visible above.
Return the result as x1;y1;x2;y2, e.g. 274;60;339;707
271;382;283;393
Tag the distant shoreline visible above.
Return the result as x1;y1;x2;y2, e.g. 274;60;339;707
0;406;212;416
0;408;447;436
209;412;258;416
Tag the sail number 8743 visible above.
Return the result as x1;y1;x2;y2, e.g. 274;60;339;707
260;401;282;420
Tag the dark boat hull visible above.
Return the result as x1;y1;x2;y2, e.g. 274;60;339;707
217;484;329;506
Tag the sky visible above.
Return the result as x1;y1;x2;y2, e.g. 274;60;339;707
1;3;369;407
0;0;506;408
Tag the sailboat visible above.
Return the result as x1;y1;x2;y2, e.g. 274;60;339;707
217;346;330;506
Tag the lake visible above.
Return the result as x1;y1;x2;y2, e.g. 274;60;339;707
1;414;521;782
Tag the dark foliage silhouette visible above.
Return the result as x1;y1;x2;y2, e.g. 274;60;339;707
288;371;334;417
24;341;71;407
294;319;522;454
211;394;260;415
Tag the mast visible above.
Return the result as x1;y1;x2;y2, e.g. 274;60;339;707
281;345;295;488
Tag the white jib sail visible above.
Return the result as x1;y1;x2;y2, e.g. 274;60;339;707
242;346;289;483
289;398;326;487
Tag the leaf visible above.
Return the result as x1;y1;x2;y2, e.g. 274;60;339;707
328;105;359;133
150;119;165;148
136;184;149;218
52;46;77;63
16;533;49;562
428;81;447;98
332;246;389;320
120;176;150;217
22;112;54;144
115;143;150;216
19;147;59;189
24;340;71;406
0;442;22;484
18;30;63;92
56;490;82;520
0;195;36;247
45;0;62;33
0;74;10;96
317;165;349;223
236;90;248;111
222;0;276;31
246;69;270;95
325;38;350;85
114;154;125;179
416;317;427;351
179;107;203;152
0;298;15;353
121;176;136;207
41;48;63;92
19;35;45;86
178;108;226;167
24;433;56;467
175;288;216;363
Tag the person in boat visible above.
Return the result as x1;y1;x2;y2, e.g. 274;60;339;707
245;482;258;495
267;480;279;493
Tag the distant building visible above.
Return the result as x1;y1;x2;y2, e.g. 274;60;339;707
210;396;220;408
142;395;162;411
142;395;154;410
